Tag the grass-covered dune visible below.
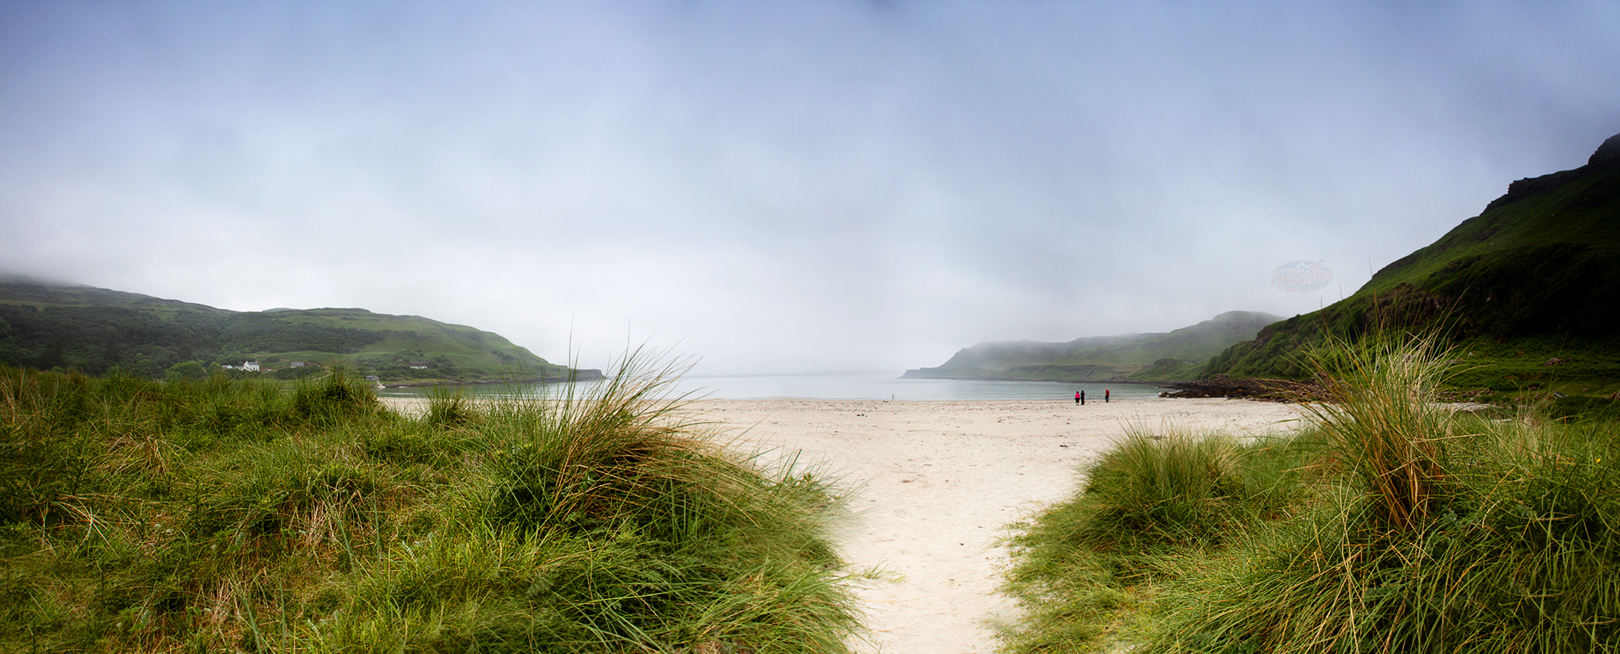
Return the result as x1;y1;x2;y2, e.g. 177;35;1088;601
1202;132;1620;399
0;279;595;384
904;311;1282;383
0;360;859;652
1002;335;1620;653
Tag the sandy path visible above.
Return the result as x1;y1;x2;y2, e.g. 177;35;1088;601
688;398;1307;653
380;396;1306;652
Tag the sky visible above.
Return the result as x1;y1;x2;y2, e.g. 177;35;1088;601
2;1;1618;375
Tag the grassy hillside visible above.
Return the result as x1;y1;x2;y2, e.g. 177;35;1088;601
904;311;1282;382
0;280;594;384
1202;132;1620;397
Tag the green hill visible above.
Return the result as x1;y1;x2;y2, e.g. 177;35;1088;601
1202;132;1620;396
0;279;598;384
903;311;1283;382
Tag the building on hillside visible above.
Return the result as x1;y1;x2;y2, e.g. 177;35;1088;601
408;361;430;369
242;361;260;372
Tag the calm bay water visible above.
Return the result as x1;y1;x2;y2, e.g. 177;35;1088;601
375;373;1169;402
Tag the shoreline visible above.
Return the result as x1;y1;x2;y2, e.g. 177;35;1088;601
897;374;1180;385
378;370;605;389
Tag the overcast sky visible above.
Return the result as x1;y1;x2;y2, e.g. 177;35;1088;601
2;1;1617;375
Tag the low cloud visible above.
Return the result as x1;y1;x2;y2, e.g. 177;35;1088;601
3;2;1618;374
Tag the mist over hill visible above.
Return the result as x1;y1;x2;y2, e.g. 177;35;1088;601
1203;132;1620;394
0;279;598;384
904;310;1282;382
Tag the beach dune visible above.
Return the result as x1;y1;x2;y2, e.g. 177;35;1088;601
380;396;1305;652
690;397;1306;653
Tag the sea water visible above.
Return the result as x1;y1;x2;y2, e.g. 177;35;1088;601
375;372;1169;402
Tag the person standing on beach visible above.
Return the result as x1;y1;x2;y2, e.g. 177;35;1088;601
1075;391;1081;404
1105;389;1110;403
1080;391;1086;405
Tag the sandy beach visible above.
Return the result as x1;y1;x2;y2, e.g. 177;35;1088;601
382;396;1306;652
690;398;1306;653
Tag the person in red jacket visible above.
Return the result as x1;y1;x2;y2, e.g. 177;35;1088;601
1105;389;1110;403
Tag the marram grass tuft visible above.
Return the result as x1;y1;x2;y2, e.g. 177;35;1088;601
0;354;861;653
1002;333;1620;654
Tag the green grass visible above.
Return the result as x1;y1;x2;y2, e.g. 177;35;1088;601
0;280;586;383
0;354;859;652
1202;143;1620;385
1002;334;1620;653
999;427;1320;653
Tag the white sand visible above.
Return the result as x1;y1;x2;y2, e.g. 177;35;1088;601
694;398;1306;653
382;396;1306;652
